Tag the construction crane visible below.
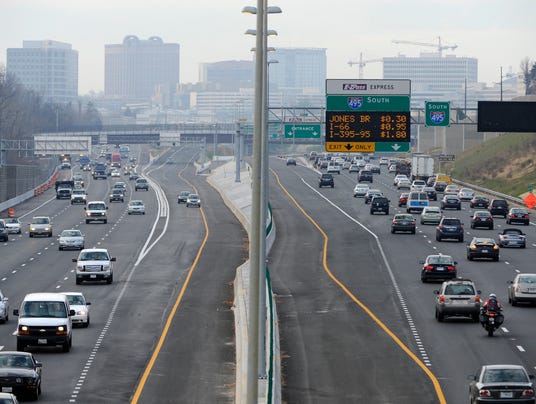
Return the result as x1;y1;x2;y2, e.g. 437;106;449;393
392;36;457;57
348;52;383;79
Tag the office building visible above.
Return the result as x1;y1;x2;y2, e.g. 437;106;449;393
105;36;180;104
6;40;78;103
199;60;254;91
383;53;478;108
268;48;327;106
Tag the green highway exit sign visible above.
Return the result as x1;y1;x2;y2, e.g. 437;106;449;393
425;101;450;127
284;124;321;139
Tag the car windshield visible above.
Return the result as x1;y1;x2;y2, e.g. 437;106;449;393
427;256;453;265
475;212;490;217
483;368;528;383
32;218;49;224
504;229;522;235
66;295;85;305
445;284;474;295
0;354;33;369
89;204;105;210
425;208;440;213
79;251;109;261
130;201;143;206
4;219;18;224
395;215;413;220
20;301;67;318
61;230;81;237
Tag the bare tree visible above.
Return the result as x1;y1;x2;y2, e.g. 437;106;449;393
520;57;534;95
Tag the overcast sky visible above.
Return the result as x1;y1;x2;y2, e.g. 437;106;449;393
0;0;534;94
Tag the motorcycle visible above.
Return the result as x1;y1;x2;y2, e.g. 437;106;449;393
480;309;504;337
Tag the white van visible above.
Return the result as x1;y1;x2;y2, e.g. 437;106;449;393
13;293;74;352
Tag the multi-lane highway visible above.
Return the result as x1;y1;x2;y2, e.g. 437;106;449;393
266;156;536;404
0;146;244;403
2;148;535;403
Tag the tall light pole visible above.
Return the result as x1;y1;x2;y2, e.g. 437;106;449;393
242;2;281;401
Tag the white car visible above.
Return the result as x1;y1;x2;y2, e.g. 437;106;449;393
62;292;91;327
3;218;21;234
29;216;52;237
58;229;85;251
110;169;120;177
186;194;201;208
397;178;411;190
379;157;389;165
411;180;427;191
327;164;341;174
71;189;87;205
353;184;370;198
73;248;115;284
393;174;408;186
457;188;475;201
128;200;146;215
388;164;397;173
444;184;460;195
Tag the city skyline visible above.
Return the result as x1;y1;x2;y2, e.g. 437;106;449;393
1;0;534;95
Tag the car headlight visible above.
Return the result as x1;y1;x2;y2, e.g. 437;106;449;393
45;227;51;231
56;325;67;334
30;227;36;231
86;212;91;217
77;310;87;316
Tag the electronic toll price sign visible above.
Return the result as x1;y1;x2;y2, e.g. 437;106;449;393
325;111;411;152
325;79;411;153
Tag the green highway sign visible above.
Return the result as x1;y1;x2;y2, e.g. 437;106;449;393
326;95;410;111
425;101;450;127
284;124;321;139
375;142;410;152
325;79;411;153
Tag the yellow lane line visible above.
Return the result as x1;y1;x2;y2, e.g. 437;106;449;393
131;160;209;403
272;170;447;404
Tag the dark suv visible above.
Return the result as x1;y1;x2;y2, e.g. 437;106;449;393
436;217;464;242
488;199;509;218
358;170;373;183
319;173;334;188
370;196;390;215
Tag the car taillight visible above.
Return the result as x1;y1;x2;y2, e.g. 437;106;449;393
439;295;445;302
460;226;464;231
425;265;434;271
392;220;398;225
479;389;491;397
524;215;530;219
503;235;509;239
475;295;480;302
447;266;456;271
522;389;534;397
493;245;499;250
509;214;514;219
515;285;520;292
438;225;443;230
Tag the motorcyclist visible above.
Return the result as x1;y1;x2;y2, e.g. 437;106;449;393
481;293;502;313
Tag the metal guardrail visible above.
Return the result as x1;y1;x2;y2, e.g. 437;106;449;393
452;178;529;208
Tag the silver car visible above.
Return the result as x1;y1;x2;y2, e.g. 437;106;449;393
457;187;475;201
434;278;481;322
353;184;369;198
420;206;442;225
62;292;90;327
127;200;146;215
186;194;201;207
58;229;85;250
508;273;536;306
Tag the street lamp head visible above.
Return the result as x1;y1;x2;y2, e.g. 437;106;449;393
244;29;278;36
242;5;282;14
250;47;276;52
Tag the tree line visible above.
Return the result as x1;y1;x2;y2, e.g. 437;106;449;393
0;66;102;141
